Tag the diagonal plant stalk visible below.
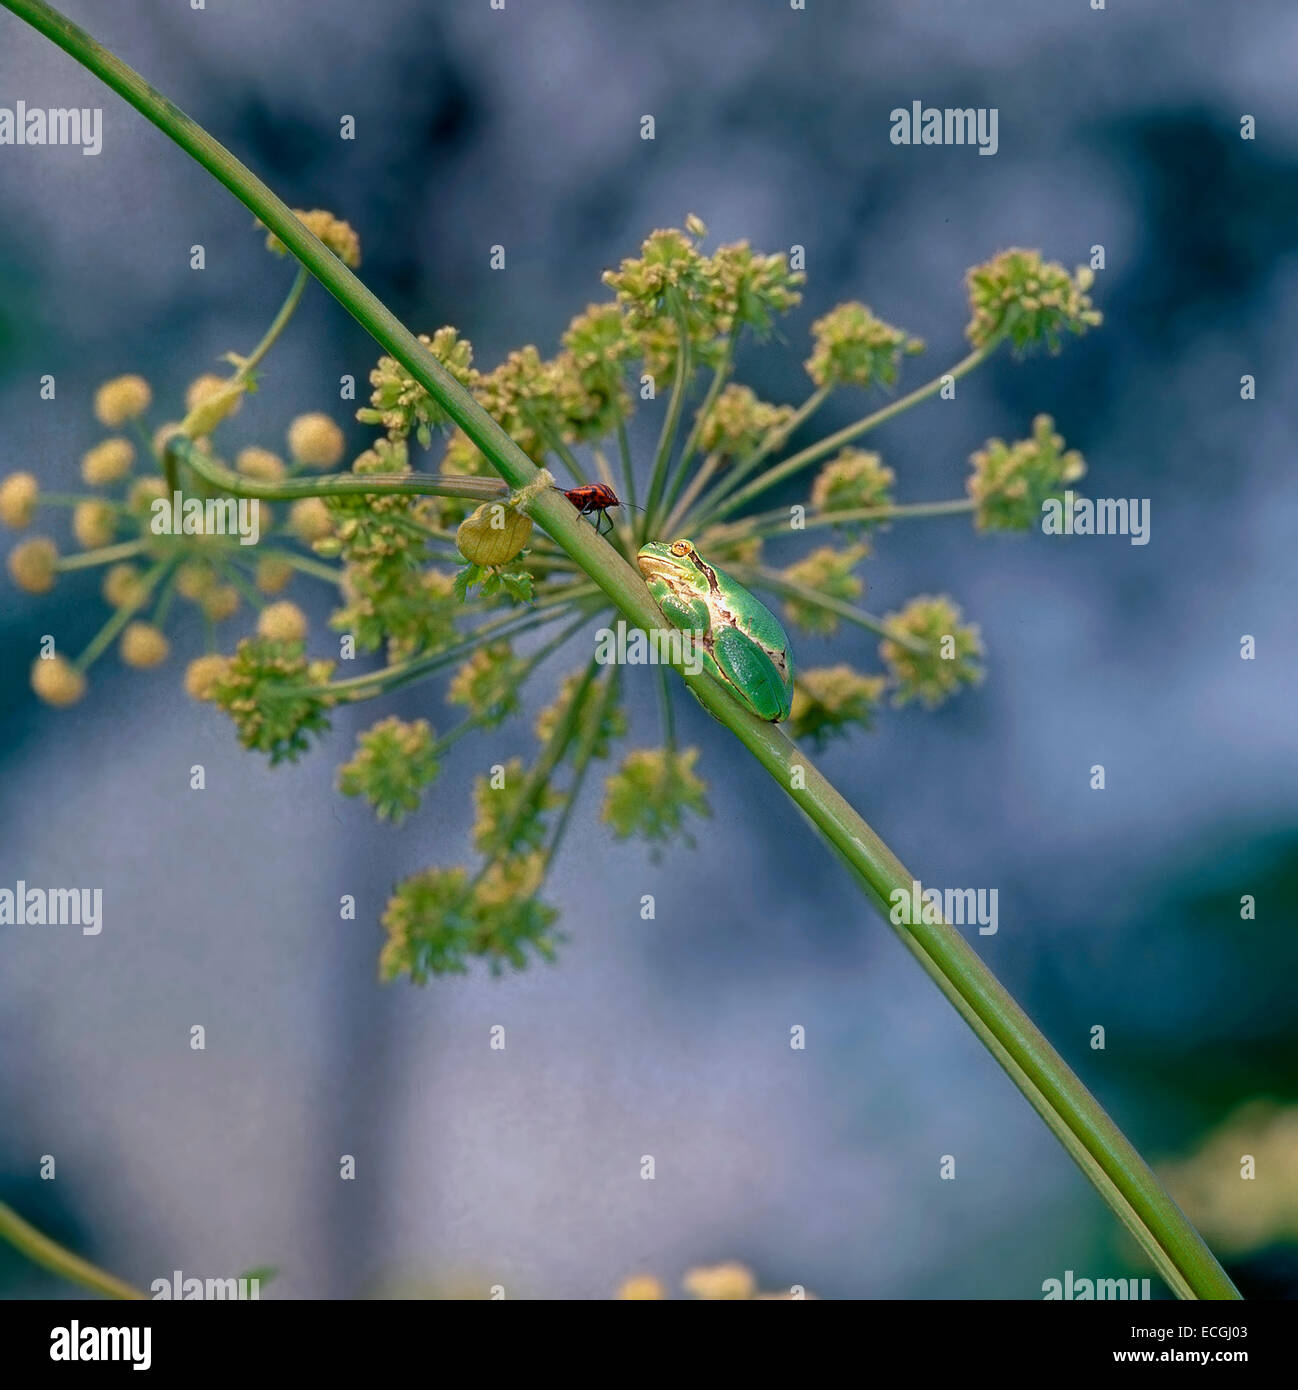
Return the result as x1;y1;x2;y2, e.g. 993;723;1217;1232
0;1202;145;1299
0;0;1240;1300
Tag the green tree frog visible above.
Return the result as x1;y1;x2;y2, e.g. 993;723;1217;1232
637;538;795;722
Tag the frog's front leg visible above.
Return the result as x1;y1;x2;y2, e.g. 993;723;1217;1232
711;625;794;722
643;577;711;635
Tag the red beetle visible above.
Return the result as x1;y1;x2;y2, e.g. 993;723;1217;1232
555;483;631;536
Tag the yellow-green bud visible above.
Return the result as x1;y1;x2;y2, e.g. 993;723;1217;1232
93;374;152;427
289;496;334;542
0;471;39;528
202;585;240;622
127;477;169;513
71;499;117;549
102;562;144;608
257;600;308;642
184;653;229;700
255;556;294;594
682;1263;756;1301
8;537;58;593
236;447;286;482
120;621;170;668
175;562;214;600
288;413;345;470
81;438;134;486
30;655;86;707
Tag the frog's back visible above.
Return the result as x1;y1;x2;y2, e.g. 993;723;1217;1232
708;560;792;666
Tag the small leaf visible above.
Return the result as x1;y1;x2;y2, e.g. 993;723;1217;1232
499;570;534;603
453;562;483;601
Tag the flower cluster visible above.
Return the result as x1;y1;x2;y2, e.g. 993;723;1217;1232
790;666;887;747
810;449;896;521
604;218;804;379
3;211;1098;982
696;385;795;465
602;747;710;847
967;413;1086;531
338;716;441;824
805;302;924;390
379;857;561;982
879;596;983;708
209;639;336;765
356;327;475;447
780;545;869;635
965;249;1101;353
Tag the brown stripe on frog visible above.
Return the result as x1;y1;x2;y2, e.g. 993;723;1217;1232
689;550;789;680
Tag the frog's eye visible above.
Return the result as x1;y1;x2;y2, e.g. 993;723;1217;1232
669;540;691;557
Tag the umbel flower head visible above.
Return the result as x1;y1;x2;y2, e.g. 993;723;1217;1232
379;856;560;983
696;385;794;464
602;747;710;847
968;414;1086;531
210;639;336;765
965;248;1101;352
120;621;170;669
880;596;983;708
805;302;923;390
288;413;346;470
93;374;152;428
30;655;86;708
81;438;134;486
2;212;1099;982
263;208;362;268
338;716;441;825
356;327;475;447
8;537;58;593
789;666;887;747
780;545;868;635
810;449;895;520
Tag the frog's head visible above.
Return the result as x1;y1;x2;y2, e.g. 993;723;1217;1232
637;539;706;592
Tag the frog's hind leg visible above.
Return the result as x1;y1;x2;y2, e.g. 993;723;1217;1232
711;625;791;722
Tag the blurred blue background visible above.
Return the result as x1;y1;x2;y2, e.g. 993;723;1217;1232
1;0;1295;1299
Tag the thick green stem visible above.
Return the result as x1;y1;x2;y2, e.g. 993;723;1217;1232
2;0;1239;1300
